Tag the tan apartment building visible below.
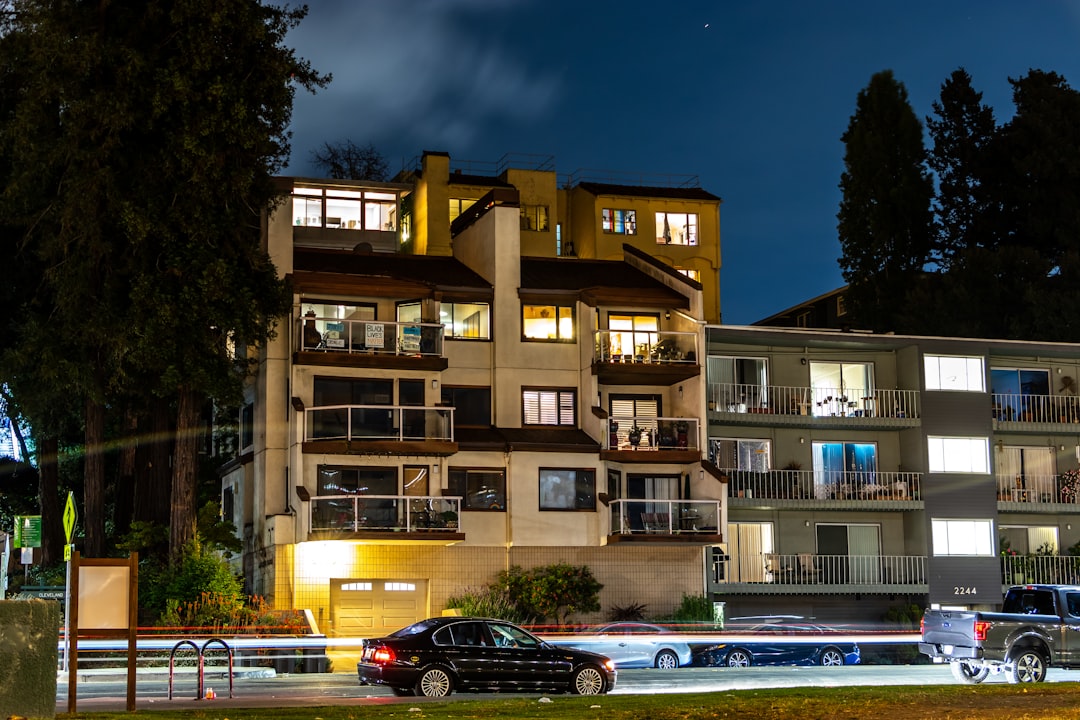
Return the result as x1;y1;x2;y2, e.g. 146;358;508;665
222;176;724;638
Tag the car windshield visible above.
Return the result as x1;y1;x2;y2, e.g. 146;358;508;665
390;619;440;637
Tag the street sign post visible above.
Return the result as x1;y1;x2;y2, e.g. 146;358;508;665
13;515;42;549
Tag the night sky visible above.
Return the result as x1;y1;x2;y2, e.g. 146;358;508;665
283;0;1080;325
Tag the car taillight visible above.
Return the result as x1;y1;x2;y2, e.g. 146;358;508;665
920;617;925;634
974;621;990;642
373;646;395;664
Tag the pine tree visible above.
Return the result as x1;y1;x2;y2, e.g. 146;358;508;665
837;70;934;333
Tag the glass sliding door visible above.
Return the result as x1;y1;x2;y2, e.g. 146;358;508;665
809;362;873;417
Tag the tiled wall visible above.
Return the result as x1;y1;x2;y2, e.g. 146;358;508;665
283;542;704;630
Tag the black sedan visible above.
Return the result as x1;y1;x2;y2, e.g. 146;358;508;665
696;623;860;667
357;617;617;697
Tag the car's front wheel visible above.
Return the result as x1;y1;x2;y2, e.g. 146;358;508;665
655;649;680;669
950;661;989;684
726;649;752;668
415;665;454;697
571;665;607;695
1007;649;1048;684
819;646;845;667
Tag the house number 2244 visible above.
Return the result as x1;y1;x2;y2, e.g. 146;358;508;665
953;586;977;595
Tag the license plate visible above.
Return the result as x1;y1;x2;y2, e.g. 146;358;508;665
362;648;372;661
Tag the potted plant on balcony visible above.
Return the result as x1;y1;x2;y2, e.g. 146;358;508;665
439;510;458;529
1061;468;1080;503
628;426;644;446
675;420;689;448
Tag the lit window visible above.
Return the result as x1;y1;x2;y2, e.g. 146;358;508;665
539;469;596;511
440;302;490;339
523;304;575;341
523;389;576;426
676;267;700;281
341;582;372;591
932;519;995;556
655;212;698;246
292;187;397;231
836;295;847;316
520;204;550;231
449;198;476;223
925;355;985;392
710;438;770;471
602;209;637;235
385;582;416;592
928;436;990;473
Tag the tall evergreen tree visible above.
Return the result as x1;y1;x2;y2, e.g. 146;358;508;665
837;70;934;333
926;68;996;270
0;0;327;561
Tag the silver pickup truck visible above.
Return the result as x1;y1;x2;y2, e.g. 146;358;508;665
919;584;1080;684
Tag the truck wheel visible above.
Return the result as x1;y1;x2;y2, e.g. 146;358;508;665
1007;649;1048;684
950;661;989;684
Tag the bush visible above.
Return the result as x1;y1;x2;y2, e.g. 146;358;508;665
496;564;602;627
665;593;715;627
445;587;530;625
606;602;648;622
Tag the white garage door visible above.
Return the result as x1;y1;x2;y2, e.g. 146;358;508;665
331;579;428;636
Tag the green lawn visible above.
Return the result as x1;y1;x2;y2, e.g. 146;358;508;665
59;684;1080;720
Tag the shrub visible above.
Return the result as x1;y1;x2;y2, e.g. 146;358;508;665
495;563;603;626
666;593;715;627
606;602;648;622
445;587;530;625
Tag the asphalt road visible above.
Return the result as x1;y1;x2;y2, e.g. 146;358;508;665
56;664;1080;713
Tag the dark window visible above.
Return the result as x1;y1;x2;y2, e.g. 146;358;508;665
448;468;506;511
442;386;491;427
222;487;235;524
539;468;596;511
314;377;393;406
399;379;425;406
240;403;254;451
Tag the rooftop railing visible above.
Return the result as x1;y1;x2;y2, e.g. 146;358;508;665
304;405;454;443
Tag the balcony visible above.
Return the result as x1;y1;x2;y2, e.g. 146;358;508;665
309;494;464;544
608;499;722;543
295;315;448;371
993;392;1080;431
1001;554;1080;586
997;474;1080;511
601;416;701;463
302;404;457;456
722;469;921;509
708;383;920;430
593;330;700;386
717;553;927;594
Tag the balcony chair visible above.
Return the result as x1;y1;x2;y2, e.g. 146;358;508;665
641;512;671;533
797;553;820;582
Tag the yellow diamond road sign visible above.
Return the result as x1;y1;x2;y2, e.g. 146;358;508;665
63;492;76;545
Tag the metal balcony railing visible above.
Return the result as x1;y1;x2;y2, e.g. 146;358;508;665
594;330;698;365
708;383;919;419
993;392;1080;424
605;416;699;451
298;315;444;357
310;495;462;533
1001;554;1080;585
609;498;721;535
996;474;1080;505
304;405;454;442
718;553;927;586
720;469;921;502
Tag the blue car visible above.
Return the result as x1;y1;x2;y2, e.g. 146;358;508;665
697;622;860;667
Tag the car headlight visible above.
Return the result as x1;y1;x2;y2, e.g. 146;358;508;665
603;659;616;672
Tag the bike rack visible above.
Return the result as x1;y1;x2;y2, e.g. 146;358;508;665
167;638;234;700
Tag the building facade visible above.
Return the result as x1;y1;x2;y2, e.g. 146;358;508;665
223;176;723;637
396;151;723;324
705;325;1080;618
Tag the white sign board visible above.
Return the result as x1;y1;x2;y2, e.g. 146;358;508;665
78;565;130;630
365;323;385;349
